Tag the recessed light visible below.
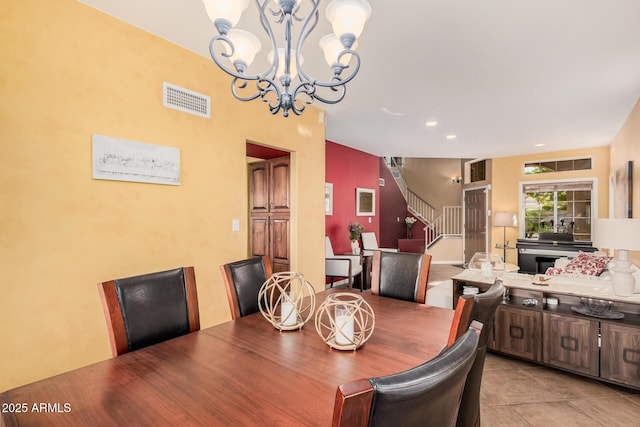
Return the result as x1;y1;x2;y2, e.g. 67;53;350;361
446;135;457;140
535;143;546;147
425;121;438;127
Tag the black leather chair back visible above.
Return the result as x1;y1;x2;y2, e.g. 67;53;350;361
378;252;424;302
226;257;269;317
456;279;505;427
368;328;480;427
114;267;192;353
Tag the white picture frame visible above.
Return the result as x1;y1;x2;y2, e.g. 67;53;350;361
92;134;180;186
356;187;375;216
325;183;333;215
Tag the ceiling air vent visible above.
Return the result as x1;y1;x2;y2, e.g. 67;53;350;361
163;82;210;119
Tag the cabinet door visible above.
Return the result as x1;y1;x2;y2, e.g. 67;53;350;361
249;162;270;214
250;216;269;258
269;157;290;213
270;216;290;273
601;322;640;389
543;313;598;376
495;306;542;362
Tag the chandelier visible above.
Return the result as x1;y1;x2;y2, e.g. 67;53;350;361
202;0;371;117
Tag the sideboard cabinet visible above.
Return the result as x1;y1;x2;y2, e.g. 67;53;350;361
453;277;640;390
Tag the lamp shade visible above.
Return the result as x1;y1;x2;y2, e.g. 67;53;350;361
493;212;517;227
326;0;372;40
203;0;249;27
319;34;357;66
593;219;640;251
224;29;262;66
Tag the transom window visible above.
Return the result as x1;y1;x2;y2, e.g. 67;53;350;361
522;181;593;241
524;158;592;174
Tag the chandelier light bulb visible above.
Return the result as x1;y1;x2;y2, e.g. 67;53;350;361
326;0;372;41
224;29;262;69
203;0;249;31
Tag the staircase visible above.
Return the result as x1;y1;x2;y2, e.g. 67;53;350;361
386;158;462;248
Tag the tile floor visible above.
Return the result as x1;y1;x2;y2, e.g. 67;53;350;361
481;352;640;427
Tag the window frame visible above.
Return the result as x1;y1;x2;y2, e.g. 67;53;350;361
518;178;599;242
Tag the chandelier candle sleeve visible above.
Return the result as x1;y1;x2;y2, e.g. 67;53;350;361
203;0;371;116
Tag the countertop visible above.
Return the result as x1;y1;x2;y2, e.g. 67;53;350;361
452;269;640;304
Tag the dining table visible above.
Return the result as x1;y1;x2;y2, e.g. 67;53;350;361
1;289;454;426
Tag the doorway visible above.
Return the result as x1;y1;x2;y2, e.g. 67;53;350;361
246;143;291;272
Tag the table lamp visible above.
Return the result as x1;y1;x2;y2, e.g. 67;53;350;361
493;212;518;262
593;218;640;296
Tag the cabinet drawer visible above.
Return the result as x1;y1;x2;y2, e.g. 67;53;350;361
543;312;599;376
495;306;542;362
601;322;640;389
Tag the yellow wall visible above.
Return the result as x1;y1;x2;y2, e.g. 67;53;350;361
610;97;640;265
491;146;610;265
0;0;326;391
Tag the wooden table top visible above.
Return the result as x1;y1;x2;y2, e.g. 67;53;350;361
1;290;454;426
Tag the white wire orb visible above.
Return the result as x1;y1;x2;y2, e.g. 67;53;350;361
258;271;316;331
315;292;375;350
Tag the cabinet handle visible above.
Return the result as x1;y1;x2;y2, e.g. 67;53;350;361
623;348;640;367
509;325;524;339
560;336;578;352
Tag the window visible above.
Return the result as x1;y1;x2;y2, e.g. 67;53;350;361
522;181;593;241
469;160;486;182
524;158;592;174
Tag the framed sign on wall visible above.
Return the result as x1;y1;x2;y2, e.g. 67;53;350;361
356;188;375;216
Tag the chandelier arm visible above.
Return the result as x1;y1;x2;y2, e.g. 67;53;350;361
230;78;264;102
208;35;260;82
294;0;321;84
256;0;280;80
293;80;348;106
311;50;362;88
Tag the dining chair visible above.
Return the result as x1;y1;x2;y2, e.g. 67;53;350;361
97;266;200;357
220;255;272;320
325;236;364;291
370;251;432;303
447;295;475;347
456;278;505;427
332;324;482;427
361;232;398;256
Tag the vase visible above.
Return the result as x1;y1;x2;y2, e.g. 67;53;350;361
350;240;360;255
407;227;413;239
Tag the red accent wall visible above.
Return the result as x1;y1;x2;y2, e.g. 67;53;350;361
378;158;409;247
325;141;380;254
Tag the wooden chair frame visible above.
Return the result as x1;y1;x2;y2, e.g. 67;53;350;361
370;251;432;304
447;295;475;347
220;255;272;320
97;266;200;357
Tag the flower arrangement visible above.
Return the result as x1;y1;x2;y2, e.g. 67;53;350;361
405;217;417;229
347;222;365;242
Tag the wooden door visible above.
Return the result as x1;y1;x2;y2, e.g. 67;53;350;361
249;156;290;272
495;306;542;362
464;188;487;263
543;313;599;376
601;322;640;389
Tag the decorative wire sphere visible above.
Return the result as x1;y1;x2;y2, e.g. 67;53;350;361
315;292;375;351
258;271;316;331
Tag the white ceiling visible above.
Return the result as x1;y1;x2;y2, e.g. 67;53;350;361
78;0;640;159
